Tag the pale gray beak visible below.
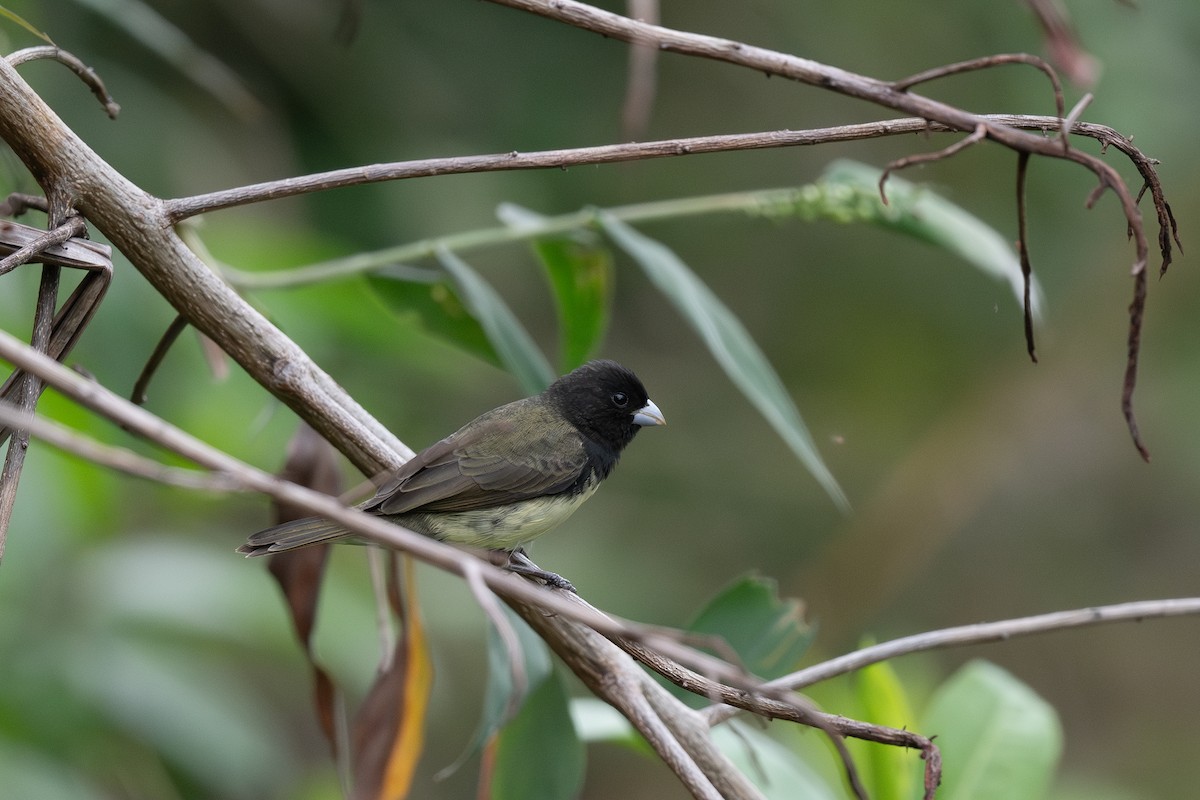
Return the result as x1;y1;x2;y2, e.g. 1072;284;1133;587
633;398;666;427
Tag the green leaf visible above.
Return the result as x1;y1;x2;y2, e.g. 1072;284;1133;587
568;697;647;751
855;652;920;800
534;237;612;371
436;247;557;394
437;605;553;781
686;575;815;684
712;721;840;800
599;214;849;510
499;203;613;372
818;160;1045;319
368;266;503;368
920;660;1062;800
491;671;585;800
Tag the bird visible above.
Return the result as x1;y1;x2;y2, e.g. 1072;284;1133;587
239;360;665;590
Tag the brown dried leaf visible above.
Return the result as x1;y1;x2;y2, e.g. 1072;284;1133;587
352;556;434;800
267;424;342;744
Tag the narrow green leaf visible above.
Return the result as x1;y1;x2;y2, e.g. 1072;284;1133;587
499;203;613;372
818;160;1045;319
368;266;503;368
600;214;849;510
491;671;585;800
436;248;556;394
686;575;815;684
855;650;919;800
920;660;1062;800
0;6;54;44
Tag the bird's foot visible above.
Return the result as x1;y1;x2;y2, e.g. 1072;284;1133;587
505;548;576;593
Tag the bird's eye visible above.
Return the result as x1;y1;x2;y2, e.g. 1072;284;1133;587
611;391;629;408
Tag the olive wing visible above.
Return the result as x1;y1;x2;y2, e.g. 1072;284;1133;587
365;404;589;515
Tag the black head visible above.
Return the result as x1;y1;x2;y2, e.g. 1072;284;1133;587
544;360;665;452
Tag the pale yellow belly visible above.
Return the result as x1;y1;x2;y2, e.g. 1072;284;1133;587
397;483;600;550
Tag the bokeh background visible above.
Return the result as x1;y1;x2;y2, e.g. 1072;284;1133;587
1;1;1197;798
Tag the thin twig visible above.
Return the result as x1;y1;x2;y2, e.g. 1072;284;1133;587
0;217;110;270
0;260;113;445
366;547;396;672
0;216;87;276
463;558;529;722
1060;92;1093;151
879;123;987;205
163;124;967;222
1015;151;1037;361
620;0;660;140
132;313;189;404
0;192;48;216
0;264;57;560
0;402;243;490
7;46;120;118
891;52;1065;120
713;597;1200;718
1123;269;1150;461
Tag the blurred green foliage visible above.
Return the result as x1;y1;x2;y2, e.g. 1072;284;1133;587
0;0;1198;798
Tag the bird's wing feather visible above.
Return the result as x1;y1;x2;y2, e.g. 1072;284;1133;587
366;402;589;515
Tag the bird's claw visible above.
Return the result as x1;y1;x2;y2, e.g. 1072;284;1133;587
505;548;577;593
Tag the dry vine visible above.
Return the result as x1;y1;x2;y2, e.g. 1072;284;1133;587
0;2;1184;798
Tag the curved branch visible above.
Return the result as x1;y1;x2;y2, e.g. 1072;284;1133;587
7;46;121;119
0;57;412;475
891;53;1065;119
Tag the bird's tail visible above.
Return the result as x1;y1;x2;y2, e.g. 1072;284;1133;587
237;516;354;557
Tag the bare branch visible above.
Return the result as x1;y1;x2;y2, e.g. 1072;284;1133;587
891;52;1065;119
163;125;941;221
0;402;242;490
7;46;121;119
717;597;1200;712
